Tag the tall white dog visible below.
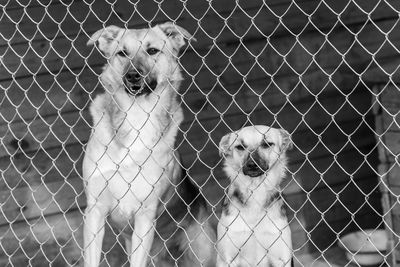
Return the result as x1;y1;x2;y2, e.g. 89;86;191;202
217;125;293;267
83;23;215;267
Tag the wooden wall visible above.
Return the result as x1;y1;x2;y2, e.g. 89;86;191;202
1;0;398;266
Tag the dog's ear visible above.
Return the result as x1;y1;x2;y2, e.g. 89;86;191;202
219;133;233;157
280;129;293;151
87;25;124;57
158;22;196;52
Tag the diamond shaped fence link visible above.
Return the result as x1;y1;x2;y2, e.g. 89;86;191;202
0;0;399;266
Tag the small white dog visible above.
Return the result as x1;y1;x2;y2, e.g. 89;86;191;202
83;23;215;267
216;125;293;267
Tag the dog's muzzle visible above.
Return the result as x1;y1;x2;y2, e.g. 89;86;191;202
123;70;157;96
242;158;268;177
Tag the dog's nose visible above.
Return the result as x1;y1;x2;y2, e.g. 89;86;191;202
125;71;142;83
243;160;264;177
243;153;268;177
247;160;257;169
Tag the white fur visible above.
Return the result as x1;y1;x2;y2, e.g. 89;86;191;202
83;22;191;267
217;125;293;267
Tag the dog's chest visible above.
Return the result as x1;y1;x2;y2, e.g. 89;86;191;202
220;188;286;231
218;199;290;258
111;172;169;218
87;121;177;216
85;92;182;217
112;105;169;151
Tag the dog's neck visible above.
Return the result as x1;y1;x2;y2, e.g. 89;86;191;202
90;78;184;158
223;159;287;210
228;176;279;208
222;184;280;213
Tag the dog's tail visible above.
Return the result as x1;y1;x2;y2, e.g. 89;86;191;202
154;155;216;267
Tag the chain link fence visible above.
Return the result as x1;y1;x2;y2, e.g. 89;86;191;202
0;0;400;266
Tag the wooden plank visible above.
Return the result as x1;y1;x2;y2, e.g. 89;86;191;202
0;157;379;254
0;69;365;157
1;181;378;264
363;60;400;84
0;202;313;266
0;76;377;226
0;118;371;208
0;178;85;226
0;124;375;204
289;172;380;219
0;210;373;266
108;110;371;175
0;99;374;206
1;9;366;85
145;133;378;246
0;89;374;193
0;142;84;191
0;31;102;79
0;50;358;126
179;114;377;190
0;0;74;9
0;210;84;266
307;212;383;253
0;66;101;126
0;38;271;116
179;87;374;165
0;0;114;46
0;209;129;267
0;0;276;46
0;108;91;158
0;154;380;262
202;135;378;210
0;131;376;226
2;1;400;81
2;0;398;47
288;179;382;256
302;176;382;228
285;144;378;197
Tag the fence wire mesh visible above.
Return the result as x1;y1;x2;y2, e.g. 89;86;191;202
0;0;400;266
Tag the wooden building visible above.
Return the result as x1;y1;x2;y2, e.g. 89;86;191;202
0;0;398;266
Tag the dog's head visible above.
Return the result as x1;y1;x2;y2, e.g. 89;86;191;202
87;22;194;96
219;125;292;178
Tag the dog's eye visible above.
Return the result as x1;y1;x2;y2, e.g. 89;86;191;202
116;50;128;57
261;142;274;149
147;48;160;55
235;145;245;151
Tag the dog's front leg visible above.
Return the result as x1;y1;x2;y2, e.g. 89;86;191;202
129;208;157;267
83;205;108;267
